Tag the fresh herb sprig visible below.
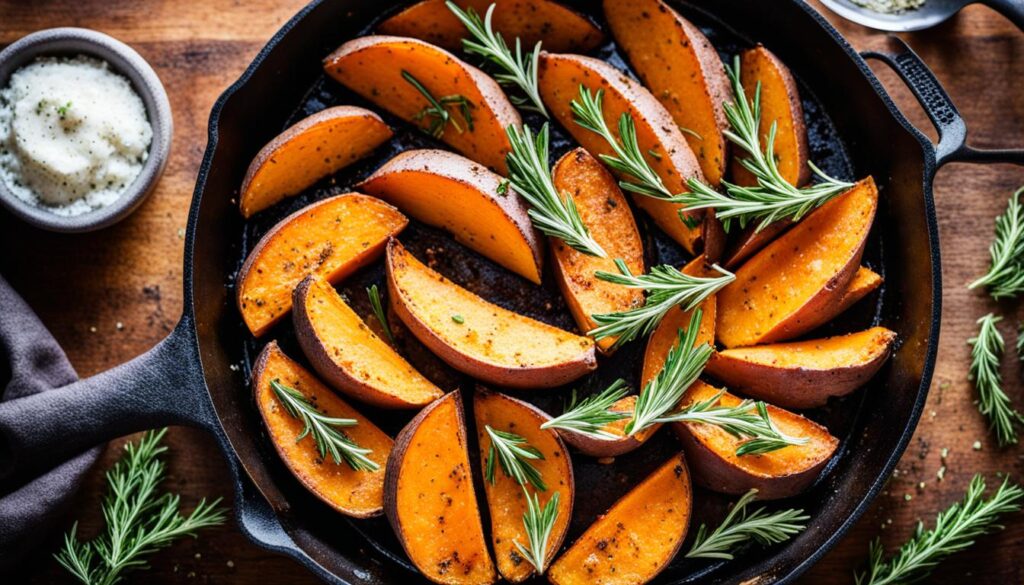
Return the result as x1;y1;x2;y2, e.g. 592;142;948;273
967;314;1024;446
589;260;734;348
446;1;546;116
485;426;547;491
271;380;379;471
626;310;714;435
855;474;1024;585
505;123;607;257
685;489;808;560
656;388;807;455
366;284;395;345
515;488;561;574
402;70;474;138
969;187;1024;299
540;379;631;439
55;430;225;585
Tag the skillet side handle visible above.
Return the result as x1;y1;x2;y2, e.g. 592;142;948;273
0;317;217;483
862;38;1024;168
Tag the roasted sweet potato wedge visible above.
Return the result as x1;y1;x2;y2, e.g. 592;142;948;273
554;394;652;458
723;219;793;270
252;341;392;518
377;0;604;53
239;106;393;218
731;45;810;188
385;391;497;584
237;193;408;337
547;453;692;584
474;388;574;582
386;240;597;388
550;148;645;352
359;149;544;284
292;276;444;408
672;381;839;499
324;35;521;173
797;266;884;334
706;327;897;409
604;0;730;187
716;177;878;348
538;51;704;253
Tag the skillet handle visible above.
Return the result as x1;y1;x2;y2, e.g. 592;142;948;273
0;317;218;484
861;38;1024;168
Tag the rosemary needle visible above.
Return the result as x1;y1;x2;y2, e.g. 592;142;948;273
366;284;395;345
967;314;1024;446
969;187;1024;299
855;474;1024;585
540;379;631;439
685;489;808;560
402;70;474;138
515;488;560;574
485;426;547;491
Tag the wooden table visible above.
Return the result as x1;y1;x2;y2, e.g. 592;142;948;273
2;1;1022;583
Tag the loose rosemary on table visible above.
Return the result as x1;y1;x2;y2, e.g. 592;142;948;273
401;70;474;138
685;489;808;560
366;284;395;345
515;488;560;574
446;1;546;116
969;187;1024;299
484;425;547;491
271;379;379;471
967;314;1024;446
540;379;631;439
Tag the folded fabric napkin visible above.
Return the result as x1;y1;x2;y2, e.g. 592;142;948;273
0;273;101;570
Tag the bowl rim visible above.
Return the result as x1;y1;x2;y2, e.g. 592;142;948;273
0;26;173;233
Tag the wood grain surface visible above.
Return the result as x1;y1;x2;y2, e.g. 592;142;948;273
2;1;1023;583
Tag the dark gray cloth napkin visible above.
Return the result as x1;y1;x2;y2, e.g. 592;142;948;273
0;273;101;570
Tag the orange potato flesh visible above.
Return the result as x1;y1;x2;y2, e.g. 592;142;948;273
547;453;692;585
706;327;897;408
474;389;574;582
239;106;392;218
293;276;443;408
385;391;497;584
550;148;645;353
252;341;391;518
324;36;521;174
797;266;883;334
731;45;810;188
359;149;543;284
538;51;704;253
386;240;597;388
724;219;794;270
672;381;838;499
377;0;605;53
716;178;878;348
603;0;730;186
237;193;408;337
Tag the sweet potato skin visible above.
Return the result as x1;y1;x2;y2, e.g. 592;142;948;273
550;148;645;353
731;45;810;188
237;193;408;337
716;177;878;348
386;239;597;388
538;51;705;253
555;394;654;458
706;327;897;408
547;452;692;585
672;381;839;499
359;149;544;284
239;106;392;218
377;0;604;53
324;35;521;174
292;276;443;408
723;219;794;270
252;341;392;518
384;391;498;585
603;0;730;187
797;266;883;334
474;388;574;582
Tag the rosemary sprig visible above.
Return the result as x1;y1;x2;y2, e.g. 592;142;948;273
656;389;807;455
626;310;714;435
271;379;379;471
967;314;1024;446
675;56;853;232
588;259;734;348
505;123;607;257
402;70;474;138
55;430;226;585
969;187;1024;299
515;488;561;574
485;426;547;491
446;1;546;116
366;284;395;345
685;489;808;560
540;379;631;439
855;474;1024;585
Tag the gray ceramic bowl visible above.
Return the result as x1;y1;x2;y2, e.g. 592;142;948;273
0;28;173;232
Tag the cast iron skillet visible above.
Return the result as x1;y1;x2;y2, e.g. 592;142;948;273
3;1;1024;583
